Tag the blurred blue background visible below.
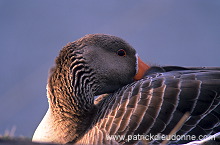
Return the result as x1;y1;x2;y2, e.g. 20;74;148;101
0;0;220;138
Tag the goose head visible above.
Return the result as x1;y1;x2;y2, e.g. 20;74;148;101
48;34;149;99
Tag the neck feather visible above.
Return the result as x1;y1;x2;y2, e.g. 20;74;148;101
45;48;99;143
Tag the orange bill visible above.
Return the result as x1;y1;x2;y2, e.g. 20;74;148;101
134;57;150;80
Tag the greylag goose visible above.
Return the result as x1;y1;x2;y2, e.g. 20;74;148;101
32;34;220;145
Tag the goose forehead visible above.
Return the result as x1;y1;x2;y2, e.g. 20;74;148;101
80;35;134;50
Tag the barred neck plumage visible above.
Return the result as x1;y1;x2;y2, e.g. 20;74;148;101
47;43;99;118
32;34;142;144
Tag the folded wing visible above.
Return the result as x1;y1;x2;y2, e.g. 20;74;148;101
90;67;220;144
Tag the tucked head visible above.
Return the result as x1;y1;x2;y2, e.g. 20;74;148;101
49;34;149;96
34;34;150;143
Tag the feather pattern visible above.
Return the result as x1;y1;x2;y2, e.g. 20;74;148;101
32;34;220;145
77;67;220;144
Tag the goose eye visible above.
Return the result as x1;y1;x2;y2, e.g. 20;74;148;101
117;49;126;56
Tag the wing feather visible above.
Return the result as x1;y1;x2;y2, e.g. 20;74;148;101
86;68;220;144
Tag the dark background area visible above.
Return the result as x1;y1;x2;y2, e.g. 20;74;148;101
0;0;220;138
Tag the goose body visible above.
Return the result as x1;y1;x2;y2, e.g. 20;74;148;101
32;34;220;144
